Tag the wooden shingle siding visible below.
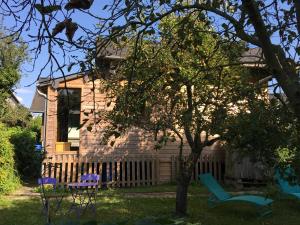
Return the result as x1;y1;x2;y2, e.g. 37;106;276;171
44;75;225;184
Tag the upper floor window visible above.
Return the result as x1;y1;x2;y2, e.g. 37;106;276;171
57;88;81;150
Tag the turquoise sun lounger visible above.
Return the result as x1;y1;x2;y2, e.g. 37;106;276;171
199;173;273;217
275;167;300;199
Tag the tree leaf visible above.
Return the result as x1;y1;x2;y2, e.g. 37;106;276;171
34;4;61;14
87;126;92;132
67;62;76;72
52;21;66;37
65;20;78;41
65;0;94;11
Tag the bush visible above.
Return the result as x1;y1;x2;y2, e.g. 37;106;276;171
0;104;31;128
223;100;294;167
9;127;43;179
0;123;20;194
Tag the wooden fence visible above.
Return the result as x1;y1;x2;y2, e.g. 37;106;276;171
42;154;159;187
42;150;225;187
171;151;225;182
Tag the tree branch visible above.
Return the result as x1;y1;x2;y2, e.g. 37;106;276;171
293;0;300;35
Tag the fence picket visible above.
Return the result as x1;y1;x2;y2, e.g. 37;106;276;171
116;161;120;187
121;160;126;187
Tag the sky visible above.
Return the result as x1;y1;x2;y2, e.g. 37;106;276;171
3;1;112;108
2;1;284;108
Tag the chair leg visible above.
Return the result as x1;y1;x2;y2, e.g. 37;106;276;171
257;204;272;218
54;195;64;213
208;194;218;208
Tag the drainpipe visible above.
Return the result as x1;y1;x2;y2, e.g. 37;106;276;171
37;88;48;150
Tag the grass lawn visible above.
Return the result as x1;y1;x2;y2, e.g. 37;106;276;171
0;183;300;225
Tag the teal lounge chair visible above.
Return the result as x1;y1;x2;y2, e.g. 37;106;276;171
275;167;300;199
199;173;273;217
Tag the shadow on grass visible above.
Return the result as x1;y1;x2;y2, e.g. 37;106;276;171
0;194;176;225
1;191;300;225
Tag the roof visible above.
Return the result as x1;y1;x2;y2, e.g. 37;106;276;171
30;72;88;113
30;47;266;113
96;40;128;60
35;48;264;88
240;48;265;67
36;72;87;88
97;42;265;67
8;91;21;105
30;90;46;113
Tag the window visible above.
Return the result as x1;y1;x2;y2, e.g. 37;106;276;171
57;88;81;150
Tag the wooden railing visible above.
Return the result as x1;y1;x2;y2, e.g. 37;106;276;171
42;154;159;187
171;150;225;182
42;150;225;186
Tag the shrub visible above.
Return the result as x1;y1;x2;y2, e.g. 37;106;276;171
9;127;42;179
223;100;294;167
0;123;20;194
0;104;31;128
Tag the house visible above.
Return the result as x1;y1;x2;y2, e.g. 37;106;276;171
30;47;269;186
7;90;21;107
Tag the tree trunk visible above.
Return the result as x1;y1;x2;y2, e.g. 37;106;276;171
175;171;191;217
242;0;300;121
175;147;203;216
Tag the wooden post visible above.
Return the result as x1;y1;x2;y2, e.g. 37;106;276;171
204;155;208;174
98;161;103;187
195;159;199;181
50;156;55;178
136;159;140;187
200;155;203;174
147;158;151;186
213;157;218;180
88;159;93;174
126;159;130;187
107;159;111;187
156;158;160;185
218;157;222;181
111;160;115;188
132;159;136;187
78;157;82;182
209;155;213;176
141;157;145;186
116;161;120;187
67;155;72;183
72;155;77;182
151;157;155;185
61;159;64;183
121;159;126;187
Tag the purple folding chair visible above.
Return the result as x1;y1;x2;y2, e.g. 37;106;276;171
38;177;57;188
68;174;100;217
81;174;100;183
38;177;64;223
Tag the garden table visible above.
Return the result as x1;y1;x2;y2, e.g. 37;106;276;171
67;182;98;217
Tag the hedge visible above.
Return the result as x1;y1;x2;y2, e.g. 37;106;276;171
0;123;20;194
9;127;42;179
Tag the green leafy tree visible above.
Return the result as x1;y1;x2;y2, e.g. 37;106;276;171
101;14;258;216
2;0;300;124
28;116;43;143
224;98;300;179
0;31;27;116
0;104;32;127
